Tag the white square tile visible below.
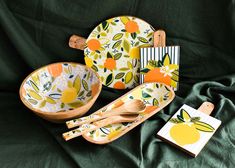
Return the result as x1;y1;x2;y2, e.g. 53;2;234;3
157;104;221;157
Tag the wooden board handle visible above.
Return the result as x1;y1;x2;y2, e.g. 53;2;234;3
69;35;86;50
154;30;166;47
197;102;214;115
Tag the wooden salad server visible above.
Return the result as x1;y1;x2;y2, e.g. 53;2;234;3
66;99;146;129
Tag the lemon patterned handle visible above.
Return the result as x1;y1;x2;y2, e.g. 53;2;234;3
63;117;114;141
66;114;101;129
63;123;97;141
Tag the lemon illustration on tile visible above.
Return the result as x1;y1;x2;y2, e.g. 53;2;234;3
170;123;200;146
169;109;215;146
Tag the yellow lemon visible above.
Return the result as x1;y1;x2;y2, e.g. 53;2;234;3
129;47;140;59
61;87;77;103
170;123;200;146
107;130;121;140
84;57;93;67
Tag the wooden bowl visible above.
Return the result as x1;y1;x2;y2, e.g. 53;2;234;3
19;62;102;123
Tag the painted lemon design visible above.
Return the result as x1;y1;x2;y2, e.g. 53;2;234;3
84;16;155;89
107;130;122;140
84;57;93;68
61;87;77;103
170;123;200;146
129;47;140;59
169;108;215;146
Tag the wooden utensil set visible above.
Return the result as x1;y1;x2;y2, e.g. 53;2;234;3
63;99;146;141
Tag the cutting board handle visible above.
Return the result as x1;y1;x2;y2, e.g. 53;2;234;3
69;30;166;50
154;30;166;47
69;35;86;50
197;102;214;115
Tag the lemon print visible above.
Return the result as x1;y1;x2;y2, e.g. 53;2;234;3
84;57;93;68
129;47;140;59
170;123;200;146
107;130;122;140
61;87;77;103
169;108;215;146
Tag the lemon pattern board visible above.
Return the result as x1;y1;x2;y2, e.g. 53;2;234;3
157;104;221;157
84;16;155;89
21;63;100;112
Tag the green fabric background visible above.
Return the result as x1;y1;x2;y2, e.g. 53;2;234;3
0;0;235;167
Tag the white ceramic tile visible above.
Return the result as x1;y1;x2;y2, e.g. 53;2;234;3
157;104;221;157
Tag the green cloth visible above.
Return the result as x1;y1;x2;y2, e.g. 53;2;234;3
0;0;235;167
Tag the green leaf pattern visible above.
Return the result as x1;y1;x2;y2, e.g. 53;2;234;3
112;33;123;41
21;63;100;112
84;16;155;89
170;108;215;133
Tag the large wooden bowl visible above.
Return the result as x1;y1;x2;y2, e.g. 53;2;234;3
19;62;102;123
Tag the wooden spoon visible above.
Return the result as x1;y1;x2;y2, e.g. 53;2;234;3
66;99;146;129
63;114;139;141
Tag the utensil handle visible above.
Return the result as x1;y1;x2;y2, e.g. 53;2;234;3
66;107;124;129
63;123;97;141
63;117;116;141
66;114;101;128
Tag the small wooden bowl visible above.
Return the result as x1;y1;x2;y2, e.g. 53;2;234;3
19;62;102;123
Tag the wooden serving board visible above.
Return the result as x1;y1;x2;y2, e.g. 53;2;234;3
69;16;156;90
157;102;221;157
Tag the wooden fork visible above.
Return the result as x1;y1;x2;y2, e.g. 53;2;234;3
66;99;146;129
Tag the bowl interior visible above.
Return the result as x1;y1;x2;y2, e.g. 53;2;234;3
20;63;101;112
